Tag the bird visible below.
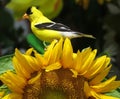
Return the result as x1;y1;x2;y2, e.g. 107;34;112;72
23;6;95;43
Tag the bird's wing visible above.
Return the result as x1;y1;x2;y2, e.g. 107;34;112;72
35;22;73;31
35;22;95;38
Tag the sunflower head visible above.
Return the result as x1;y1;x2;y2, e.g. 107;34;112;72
0;38;120;99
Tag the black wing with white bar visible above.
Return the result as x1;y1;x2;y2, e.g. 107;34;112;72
35;22;74;32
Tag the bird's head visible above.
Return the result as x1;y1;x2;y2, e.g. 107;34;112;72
23;6;43;21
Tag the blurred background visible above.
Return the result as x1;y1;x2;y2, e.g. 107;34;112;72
0;0;120;78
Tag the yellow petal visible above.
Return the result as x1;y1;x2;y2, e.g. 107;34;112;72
73;53;77;59
81;47;92;63
0;91;4;98
44;39;57;64
91;76;120;93
45;62;62;72
24;55;41;71
14;49;34;74
73;50;81;71
15;48;40;73
13;57;31;79
80;49;97;74
0;71;26;93
90;65;112;85
61;38;73;68
84;55;108;78
35;53;47;66
84;81;100;99
2;93;22;99
70;69;78;78
84;81;92;97
49;38;63;64
105;57;111;67
25;48;34;55
28;72;41;84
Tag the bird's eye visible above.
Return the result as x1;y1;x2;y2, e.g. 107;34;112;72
26;7;33;15
36;6;40;9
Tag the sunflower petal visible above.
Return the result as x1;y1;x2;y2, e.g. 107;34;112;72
35;53;47;66
90;65;112;85
24;55;41;71
73;50;81;71
84;81;101;99
91;76;120;93
28;72;41;84
61;38;73;68
45;62;62;72
81;47;92;62
49;38;63;64
70;69;78;78
84;55;108;78
0;71;26;93
2;93;22;99
44;39;57;64
13;56;31;79
0;91;4;98
80;49;97;74
25;48;34;55
14;49;34;74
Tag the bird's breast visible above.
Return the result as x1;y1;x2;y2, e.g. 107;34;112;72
31;25;62;42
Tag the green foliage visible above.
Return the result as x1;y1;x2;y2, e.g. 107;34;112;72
26;33;46;54
0;85;11;97
105;88;120;98
0;54;14;74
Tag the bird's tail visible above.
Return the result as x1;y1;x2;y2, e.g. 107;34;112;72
71;32;96;39
76;32;95;39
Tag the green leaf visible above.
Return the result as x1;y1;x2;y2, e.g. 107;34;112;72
0;84;11;96
26;33;45;54
105;88;120;98
0;54;14;74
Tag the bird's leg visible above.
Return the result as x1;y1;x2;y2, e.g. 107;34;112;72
43;41;48;50
43;41;48;47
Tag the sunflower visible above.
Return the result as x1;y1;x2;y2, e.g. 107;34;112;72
0;38;120;99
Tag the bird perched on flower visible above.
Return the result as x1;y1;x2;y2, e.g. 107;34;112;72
23;6;95;43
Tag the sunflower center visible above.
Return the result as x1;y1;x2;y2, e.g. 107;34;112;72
23;68;87;99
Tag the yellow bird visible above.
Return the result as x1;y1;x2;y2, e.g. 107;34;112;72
23;6;95;43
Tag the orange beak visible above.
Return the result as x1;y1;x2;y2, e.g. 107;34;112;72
23;13;29;19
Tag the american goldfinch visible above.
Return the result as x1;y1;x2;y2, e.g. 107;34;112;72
23;6;95;42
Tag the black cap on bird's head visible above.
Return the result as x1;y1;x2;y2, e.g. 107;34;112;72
26;6;39;15
26;6;33;15
23;6;42;19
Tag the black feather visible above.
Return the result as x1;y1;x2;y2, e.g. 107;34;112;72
35;22;74;32
26;7;33;15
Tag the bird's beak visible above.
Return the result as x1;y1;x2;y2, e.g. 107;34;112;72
23;13;29;19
